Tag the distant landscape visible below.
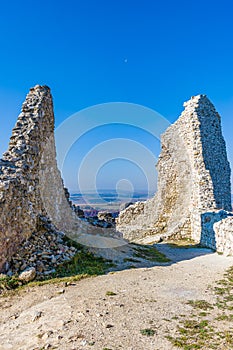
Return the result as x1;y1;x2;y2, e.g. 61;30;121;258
70;189;154;216
71;191;233;217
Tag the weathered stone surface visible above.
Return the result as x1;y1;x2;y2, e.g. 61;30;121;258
0;85;125;272
119;202;134;211
0;85;79;271
117;95;232;250
98;212;115;224
0;85;110;273
200;210;233;251
18;267;36;282
214;216;233;255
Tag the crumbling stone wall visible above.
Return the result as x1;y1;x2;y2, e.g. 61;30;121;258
0;85;123;272
200;210;233;252
214;216;233;255
117;95;232;249
0;86;77;270
0;86;100;271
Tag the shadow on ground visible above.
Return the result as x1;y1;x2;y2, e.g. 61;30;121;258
87;240;215;274
155;243;214;264
0;238;216;294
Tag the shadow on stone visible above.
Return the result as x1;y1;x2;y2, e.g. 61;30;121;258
200;211;233;251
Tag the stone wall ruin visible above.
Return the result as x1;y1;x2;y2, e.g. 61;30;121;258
1;87;233;272
117;95;233;253
0;86;80;271
0;85;117;272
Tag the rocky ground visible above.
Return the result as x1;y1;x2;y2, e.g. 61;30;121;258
4;216;78;280
1;244;233;350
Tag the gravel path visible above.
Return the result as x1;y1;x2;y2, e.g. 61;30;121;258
1;244;233;350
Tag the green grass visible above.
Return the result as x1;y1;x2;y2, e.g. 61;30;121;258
51;249;110;278
132;244;170;263
166;264;233;349
51;236;114;278
186;300;214;310
215;313;233;321
166;319;215;349
199;311;209;317
0;276;21;292
140;328;156;336
106;291;117;296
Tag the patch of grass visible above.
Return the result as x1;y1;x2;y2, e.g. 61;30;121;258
199;311;208;317
214;286;228;295
140;328;155;336
0;276;21;293
28;274;89;287
167;319;214;349
168;243;201;249
166;335;202;349
106;291;117;296
171;316;179;320
167;264;233;349
132;244;170;263
52;250;108;278
166;237;199;249
224;330;233;346
187;299;214;310
215;314;230;321
51;237;113;278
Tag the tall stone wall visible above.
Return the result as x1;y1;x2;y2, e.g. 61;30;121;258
0;86;76;270
0;85;105;272
117;95;232;249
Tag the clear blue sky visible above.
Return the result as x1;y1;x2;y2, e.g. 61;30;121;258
0;0;233;193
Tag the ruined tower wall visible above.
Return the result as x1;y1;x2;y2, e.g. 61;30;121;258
175;95;231;244
0;86;77;271
0;85;116;271
116;95;232;248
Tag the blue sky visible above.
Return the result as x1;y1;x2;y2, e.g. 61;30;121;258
0;0;233;193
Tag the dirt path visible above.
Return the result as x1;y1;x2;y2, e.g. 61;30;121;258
1;245;233;350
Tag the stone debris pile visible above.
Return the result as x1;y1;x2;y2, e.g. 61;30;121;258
6;216;77;280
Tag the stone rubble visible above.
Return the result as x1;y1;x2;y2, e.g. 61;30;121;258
97;212;115;225
6;216;77;279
